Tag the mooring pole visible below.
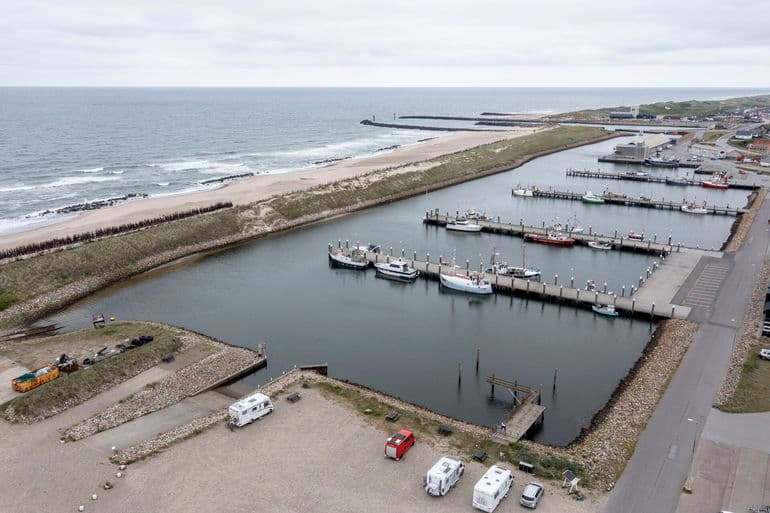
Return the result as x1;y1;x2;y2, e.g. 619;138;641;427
552;368;558;391
476;348;480;373
491;373;495;398
458;363;462;385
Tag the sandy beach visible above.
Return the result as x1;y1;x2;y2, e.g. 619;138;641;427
0;129;536;251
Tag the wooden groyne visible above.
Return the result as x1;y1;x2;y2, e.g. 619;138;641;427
363;250;685;320
565;168;761;191
423;213;716;252
526;189;746;215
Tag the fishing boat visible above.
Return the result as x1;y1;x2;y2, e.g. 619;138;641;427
374;258;419;281
439;270;493;295
486;247;541;280
446;218;482;232
681;202;708;214
581;191;605;204
587;241;612;251
512;187;534;197
524;232;575;247
592;304;619;317
465;209;492;221
644;157;680;168
602;190;628;199
328;248;369;269
626;231;645;241
665;177;690;186
702;171;729;189
568;214;584;234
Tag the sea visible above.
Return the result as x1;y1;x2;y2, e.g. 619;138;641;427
1;87;768;235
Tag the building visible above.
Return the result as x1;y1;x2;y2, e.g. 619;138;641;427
611;134;673;160
609;106;639;120
735;129;757;140
748;140;770;153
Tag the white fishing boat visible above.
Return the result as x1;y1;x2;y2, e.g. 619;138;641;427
328;248;369;269
374;258;419;281
581;191;605;204
680;202;708;214
626;231;645;241
446;218;482;232
587;241;612;251
568;214;584;234
512;186;535;197
439;270;493;295
465;209;492;220
486;249;541;280
592;304;619;317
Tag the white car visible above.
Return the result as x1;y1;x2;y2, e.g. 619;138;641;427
759;348;770;360
520;482;544;508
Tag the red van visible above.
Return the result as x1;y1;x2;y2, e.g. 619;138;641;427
385;429;415;461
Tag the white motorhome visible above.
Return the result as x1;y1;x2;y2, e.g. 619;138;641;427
472;465;514;512
424;456;465;496
228;392;274;427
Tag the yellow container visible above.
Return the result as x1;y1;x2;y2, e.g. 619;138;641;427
12;365;59;393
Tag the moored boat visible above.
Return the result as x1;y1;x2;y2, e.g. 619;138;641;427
587;241;612;251
626;231;645;241
644;157;680;168
446;218;482;232
592;304;619;317
465;209;492;221
374;258;419;281
701;171;729;189
681;202;708;214
581;191;605;204
665;177;690;186
602;190;627;199
512;185;535;197
328;248;369;269
524;232;575;247
439;270;493;295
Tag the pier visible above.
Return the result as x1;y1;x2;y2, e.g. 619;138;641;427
565;168;761;191
423;212;721;253
526;189;746;215
597;156;701;168
486;375;545;442
362;250;688;320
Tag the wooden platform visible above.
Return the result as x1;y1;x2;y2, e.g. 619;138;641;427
423;213;714;253
364;251;688;320
565;168;760;191
526;189;746;215
486;375;545;442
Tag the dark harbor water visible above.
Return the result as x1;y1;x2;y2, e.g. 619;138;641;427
44;138;749;446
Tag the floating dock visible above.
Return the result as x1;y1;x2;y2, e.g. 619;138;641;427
363;250;686;320
565;168;760;191
525;189;746;215
423;213;718;253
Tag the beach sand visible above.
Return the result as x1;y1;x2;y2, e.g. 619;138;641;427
0;129;537;251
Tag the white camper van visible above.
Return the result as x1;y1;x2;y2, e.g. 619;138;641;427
424;456;465;496
228;392;274;427
472;465;514;512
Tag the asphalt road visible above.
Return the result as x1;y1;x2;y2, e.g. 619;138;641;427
603;180;770;513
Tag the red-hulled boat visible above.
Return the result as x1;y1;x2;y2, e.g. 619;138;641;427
702;171;729;190
524;232;575;247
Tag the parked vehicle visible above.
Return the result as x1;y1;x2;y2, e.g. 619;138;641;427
81;346;121;366
520;482;544;508
12;365;59;393
472;465;513;512
384;429;415;461
759;348;770;360
424;456;465;496
228;392;274;427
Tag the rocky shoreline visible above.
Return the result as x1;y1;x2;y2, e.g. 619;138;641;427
723;187;767;252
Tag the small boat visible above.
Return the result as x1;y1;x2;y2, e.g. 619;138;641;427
446;218;482;232
626;231;645;241
639;195;653;202
681;202;708;214
644;157;680;168
439;270;493;295
328;248;369;269
465;209;492;221
486;249;541;280
512;187;534;197
524;232;575;247
592;304;619;317
603;191;628;199
581;191;605;204
665;177;690;186
567;213;584;234
374;258;419;281
587;241;612;251
702;171;729;189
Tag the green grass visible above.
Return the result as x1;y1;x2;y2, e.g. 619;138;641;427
0;290;17;311
268;126;609;220
718;338;770;413
0;322;183;423
0;208;247;312
316;381;586;485
638;95;770;118
702;131;726;142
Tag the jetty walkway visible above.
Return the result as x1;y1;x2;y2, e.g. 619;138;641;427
565;168;760;191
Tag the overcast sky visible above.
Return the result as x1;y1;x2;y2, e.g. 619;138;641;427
2;0;769;87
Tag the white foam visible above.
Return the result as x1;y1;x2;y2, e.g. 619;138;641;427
79;167;104;173
110;170;125;175
44;176;122;188
155;182;170;187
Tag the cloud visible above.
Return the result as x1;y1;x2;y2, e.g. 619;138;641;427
1;0;769;85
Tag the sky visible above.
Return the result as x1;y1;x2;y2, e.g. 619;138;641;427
2;0;769;87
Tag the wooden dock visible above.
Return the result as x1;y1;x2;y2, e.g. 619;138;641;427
423;213;710;253
364;250;687;320
486;375;545;442
526;189;746;215
598;156;701;168
565;168;760;191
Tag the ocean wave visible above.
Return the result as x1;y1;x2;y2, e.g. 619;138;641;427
79;167;104;173
45;176;123;188
110;170;125;175
155;182;170;187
